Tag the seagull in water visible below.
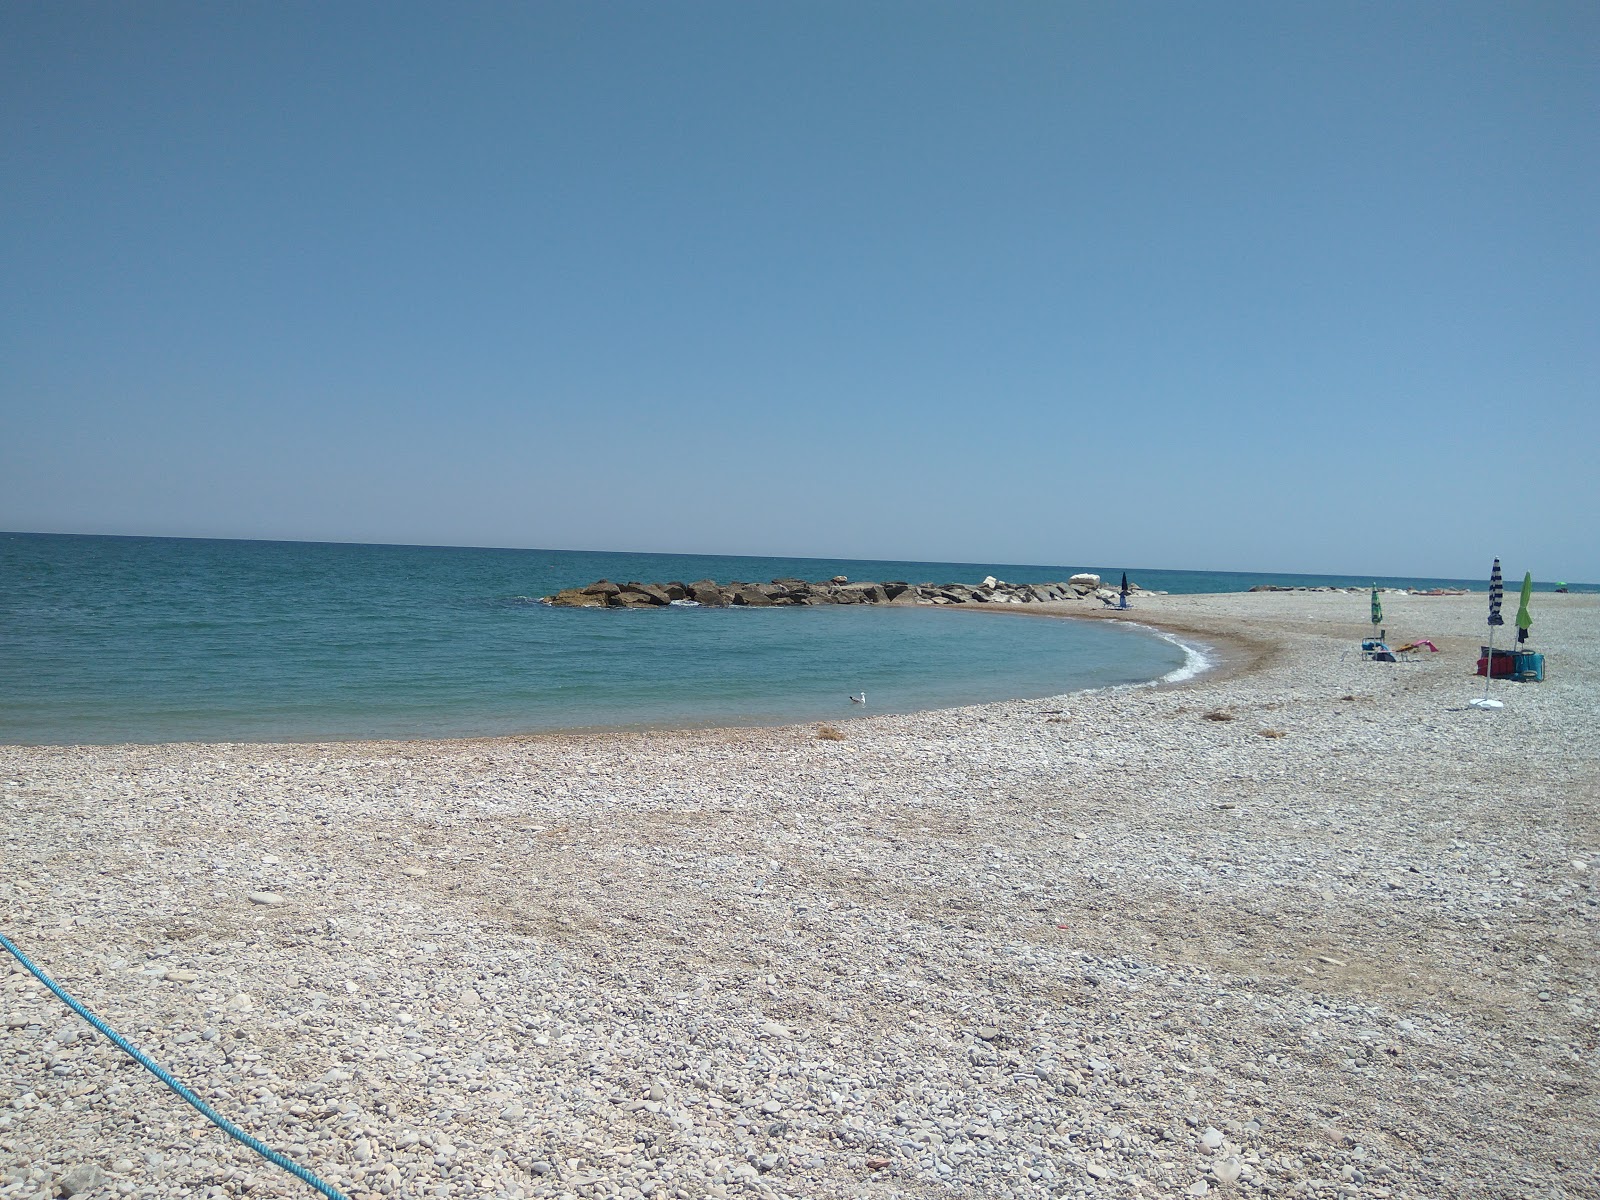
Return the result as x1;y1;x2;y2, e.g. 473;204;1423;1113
849;692;866;705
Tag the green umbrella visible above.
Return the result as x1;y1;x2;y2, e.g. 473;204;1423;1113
1370;584;1382;627
1515;571;1533;643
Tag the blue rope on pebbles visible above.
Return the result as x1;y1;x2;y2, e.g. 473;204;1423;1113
1;929;349;1200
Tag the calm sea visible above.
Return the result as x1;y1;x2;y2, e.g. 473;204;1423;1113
0;533;1572;745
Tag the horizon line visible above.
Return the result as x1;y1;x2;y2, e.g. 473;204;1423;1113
4;529;1590;588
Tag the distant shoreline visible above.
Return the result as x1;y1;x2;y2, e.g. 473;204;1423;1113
7;530;1591;593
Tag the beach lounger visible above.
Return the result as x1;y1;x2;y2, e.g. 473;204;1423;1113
1361;639;1397;662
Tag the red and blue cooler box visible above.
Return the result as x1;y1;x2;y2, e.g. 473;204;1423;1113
1477;647;1545;681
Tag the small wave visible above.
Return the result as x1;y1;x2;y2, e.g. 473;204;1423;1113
1157;631;1213;684
1097;620;1213;689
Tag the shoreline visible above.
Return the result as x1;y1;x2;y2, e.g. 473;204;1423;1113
2;603;1212;752
925;599;1274;701
2;591;1597;1200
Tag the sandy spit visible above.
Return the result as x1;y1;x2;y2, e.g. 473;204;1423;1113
2;591;1596;1200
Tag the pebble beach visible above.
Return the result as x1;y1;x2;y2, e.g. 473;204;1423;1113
2;590;1596;1200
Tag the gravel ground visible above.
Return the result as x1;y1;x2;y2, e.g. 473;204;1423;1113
2;590;1596;1200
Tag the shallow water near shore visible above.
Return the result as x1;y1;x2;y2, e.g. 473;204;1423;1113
2;535;1201;744
1;533;1570;744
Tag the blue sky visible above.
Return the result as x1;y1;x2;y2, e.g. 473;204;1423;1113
3;2;1596;579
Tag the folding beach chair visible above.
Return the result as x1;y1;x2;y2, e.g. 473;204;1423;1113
1361;639;1397;663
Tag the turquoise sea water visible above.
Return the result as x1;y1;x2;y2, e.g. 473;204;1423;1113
0;533;1580;745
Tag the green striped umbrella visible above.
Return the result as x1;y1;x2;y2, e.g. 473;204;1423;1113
1370;584;1382;628
1515;571;1533;644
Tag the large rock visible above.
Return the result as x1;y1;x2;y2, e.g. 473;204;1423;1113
546;588;607;607
689;580;731;606
58;1165;106;1198
619;582;671;606
838;582;887;603
1068;573;1101;588
732;584;775;606
581;579;622;596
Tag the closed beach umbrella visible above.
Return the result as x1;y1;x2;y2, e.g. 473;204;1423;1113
1515;571;1533;644
1473;558;1505;709
1120;572;1129;606
1370;583;1382;628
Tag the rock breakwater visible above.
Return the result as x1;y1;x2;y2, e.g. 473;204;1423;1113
542;573;1139;608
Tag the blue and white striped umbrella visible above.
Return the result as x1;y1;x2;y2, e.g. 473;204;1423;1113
1488;558;1504;626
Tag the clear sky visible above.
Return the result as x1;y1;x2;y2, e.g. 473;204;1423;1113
3;2;1596;580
